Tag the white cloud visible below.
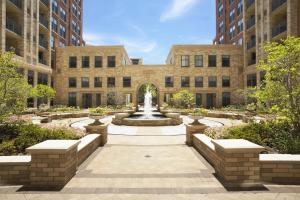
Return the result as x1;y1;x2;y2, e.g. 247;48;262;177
160;0;200;22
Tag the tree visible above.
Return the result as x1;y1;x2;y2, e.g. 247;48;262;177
31;84;56;108
255;37;300;133
0;51;32;121
172;90;194;108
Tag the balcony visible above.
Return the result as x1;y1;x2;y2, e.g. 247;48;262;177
39;15;49;29
272;21;287;37
246;0;255;9
39;58;48;65
39;38;48;49
6;18;22;36
247;38;256;50
8;0;23;9
246;17;255;29
40;0;49;7
6;46;21;56
248;59;256;66
272;0;287;11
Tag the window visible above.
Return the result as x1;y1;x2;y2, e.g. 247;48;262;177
95;56;102;68
107;77;115;88
218;3;223;17
28;70;34;86
238;19;243;33
222;76;230;87
208;55;217;67
165;76;174;87
219;21;224;33
68;93;77;107
38;73;48;85
69;56;77;68
164;93;172;103
222;92;231;107
69;77;77;88
94;77;102;88
59;24;66;38
123;77;131;87
238;37;243;45
52;0;58;13
108;56;116;67
195;76;203;87
181;76;190;87
181;55;189;67
81;77;89;88
222;55;230;67
96;94;101;107
50;34;54;48
60;7;66;21
195;55;203;67
208;76;217;87
229;9;235;23
82;56;89;68
237;0;243;16
71;35;77;46
229;25;236;39
72;20;77;31
72;3;77;15
196;93;202;107
51;17;57;32
219;35;224;44
247;74;257;87
59;40;65;47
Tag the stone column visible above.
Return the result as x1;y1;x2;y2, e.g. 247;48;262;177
212;139;264;189
26;140;80;188
185;124;209;146
33;71;38;108
85;123;108;147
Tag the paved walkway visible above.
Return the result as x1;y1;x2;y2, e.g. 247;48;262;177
1;126;300;199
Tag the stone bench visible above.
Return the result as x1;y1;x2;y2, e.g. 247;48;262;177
0;156;31;185
192;134;218;167
260;154;300;184
77;134;101;165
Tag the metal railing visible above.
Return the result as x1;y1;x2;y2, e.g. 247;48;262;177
246;0;255;9
8;0;23;9
39;38;48;49
246;16;255;29
39;58;48;65
272;0;286;11
39;15;49;29
6;17;22;36
247;38;256;49
272;21;287;37
40;0;49;7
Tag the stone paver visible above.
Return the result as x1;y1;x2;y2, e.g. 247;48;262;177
0;126;299;199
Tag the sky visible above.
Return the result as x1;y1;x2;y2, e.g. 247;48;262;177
83;0;216;64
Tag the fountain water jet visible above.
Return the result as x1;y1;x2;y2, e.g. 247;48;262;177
144;90;152;119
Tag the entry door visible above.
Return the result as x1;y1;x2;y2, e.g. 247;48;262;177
196;93;202;107
206;93;216;108
82;93;92;108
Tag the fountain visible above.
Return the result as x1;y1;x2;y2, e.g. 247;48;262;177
144;90;152;119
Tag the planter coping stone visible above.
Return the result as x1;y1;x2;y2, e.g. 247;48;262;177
260;154;300;162
26;140;80;154
0;156;31;165
212;139;264;153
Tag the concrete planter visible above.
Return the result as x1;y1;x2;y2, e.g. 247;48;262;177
89;114;105;125
188;115;204;125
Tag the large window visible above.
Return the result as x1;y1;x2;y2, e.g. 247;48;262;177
181;76;190;87
60;7;66;21
208;76;217;87
165;76;174;87
195;76;203;87
95;56;102;68
69;56;77;68
123;77;131;87
68;93;77;107
52;0;58;13
229;9;235;23
196;93;202;107
108;56;116;67
107;77;115;88
96;94;101;107
222;76;230;87
94;77;102;88
69;77;77;88
222;92;231;107
51;18;58;32
222;55;230;67
38;73;48;85
81;77;89;88
28;70;34;86
82;56;90;68
247;74;257;87
59;24;66;38
181;55;189;67
208;55;217;67
195;55;203;67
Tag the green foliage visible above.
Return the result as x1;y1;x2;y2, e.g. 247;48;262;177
49;105;80;113
188;108;208;116
222;120;300;154
255;37;300;133
0;123;79;156
172;90;194;108
139;83;157;98
88;107;109;115
31;84;56;99
0;51;32;121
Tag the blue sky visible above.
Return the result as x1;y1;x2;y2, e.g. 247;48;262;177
83;0;216;64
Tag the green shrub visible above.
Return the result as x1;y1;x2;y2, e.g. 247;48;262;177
0;123;79;156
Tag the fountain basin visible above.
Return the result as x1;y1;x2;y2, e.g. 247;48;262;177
121;117;175;126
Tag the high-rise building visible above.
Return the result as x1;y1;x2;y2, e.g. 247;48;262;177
214;0;244;45
50;0;84;68
0;0;52;107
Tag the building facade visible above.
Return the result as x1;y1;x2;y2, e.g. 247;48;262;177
54;45;244;108
0;0;52;107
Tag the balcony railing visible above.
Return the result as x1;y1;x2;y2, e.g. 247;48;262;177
39;58;48;65
246;17;255;29
6;46;21;56
39;38;48;49
272;0;286;11
40;0;49;7
248;59;256;66
272;21;287;37
39;15;49;29
247;38;256;49
8;0;23;9
246;0;255;9
6;18;22;36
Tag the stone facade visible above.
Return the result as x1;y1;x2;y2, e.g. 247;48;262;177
54;45;244;108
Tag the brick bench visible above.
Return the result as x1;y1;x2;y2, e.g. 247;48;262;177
0;156;31;185
260;154;300;184
77;134;101;165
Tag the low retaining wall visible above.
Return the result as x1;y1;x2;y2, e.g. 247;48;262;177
40;112;89;123
260;154;300;184
0;134;102;187
191;133;300;187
